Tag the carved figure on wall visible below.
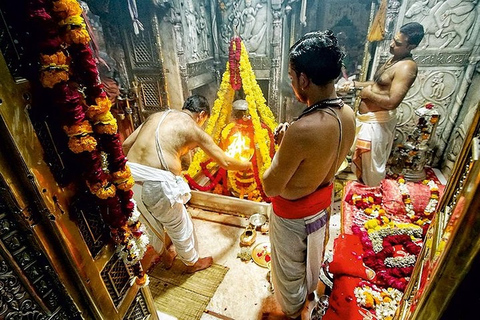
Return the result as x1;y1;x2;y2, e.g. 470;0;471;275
244;0;268;55
220;23;232;54
433;0;477;48
185;0;199;59
430;73;445;99
198;4;209;58
405;0;477;49
385;0;401;39
241;0;262;40
228;1;242;35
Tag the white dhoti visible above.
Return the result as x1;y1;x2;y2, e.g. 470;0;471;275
128;161;199;265
270;209;329;318
352;110;397;187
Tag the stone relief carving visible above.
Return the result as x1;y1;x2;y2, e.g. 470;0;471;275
430;72;446;99
198;4;210;58
218;0;269;56
405;0;478;49
393;67;461;161
241;0;261;40
385;0;402;39
185;0;200;59
422;70;456;102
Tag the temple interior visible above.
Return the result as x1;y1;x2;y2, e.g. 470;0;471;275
0;1;479;320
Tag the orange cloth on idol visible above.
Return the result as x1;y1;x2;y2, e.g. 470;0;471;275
272;183;333;219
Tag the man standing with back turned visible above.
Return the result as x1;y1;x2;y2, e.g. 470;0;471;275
123;95;251;273
346;22;424;186
263;31;356;319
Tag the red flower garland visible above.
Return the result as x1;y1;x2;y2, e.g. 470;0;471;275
27;0;144;280
352;225;421;291
229;37;242;91
345;191;382;210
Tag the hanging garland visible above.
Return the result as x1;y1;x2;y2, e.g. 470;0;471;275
229;37;242;90
28;0;148;285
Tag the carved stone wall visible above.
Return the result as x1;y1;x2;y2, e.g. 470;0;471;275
373;0;480;175
157;0;286;115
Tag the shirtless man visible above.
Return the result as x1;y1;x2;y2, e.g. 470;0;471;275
345;22;424;186
123;95;250;273
263;30;356;319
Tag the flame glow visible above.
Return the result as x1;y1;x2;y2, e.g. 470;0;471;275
224;132;254;162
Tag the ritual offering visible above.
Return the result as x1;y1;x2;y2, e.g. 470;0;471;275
249;213;267;230
251;242;271;268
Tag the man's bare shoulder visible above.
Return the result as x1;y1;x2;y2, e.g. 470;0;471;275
289;111;339;142
395;59;418;75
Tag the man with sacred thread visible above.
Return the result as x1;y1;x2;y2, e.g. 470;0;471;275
263;30;356;319
343;22;425;187
123;95;251;273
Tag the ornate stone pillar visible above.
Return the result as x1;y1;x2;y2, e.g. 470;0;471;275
269;2;284;118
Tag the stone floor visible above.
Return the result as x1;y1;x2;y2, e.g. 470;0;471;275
156;199;342;320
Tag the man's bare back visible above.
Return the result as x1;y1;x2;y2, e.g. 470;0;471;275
266;104;355;200
124;110;200;176
124;110;250;176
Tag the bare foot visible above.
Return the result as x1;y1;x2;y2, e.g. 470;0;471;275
141;246;161;272
186;256;213;273
300;292;317;320
162;247;177;270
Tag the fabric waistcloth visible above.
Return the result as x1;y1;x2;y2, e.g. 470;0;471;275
355;110;396;123
128;161;191;206
352;110;397;187
271;183;333;219
270;208;329;318
129;161;199;265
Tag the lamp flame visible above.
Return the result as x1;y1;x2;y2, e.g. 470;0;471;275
224;132;254;162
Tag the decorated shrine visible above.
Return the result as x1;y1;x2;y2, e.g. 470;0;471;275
185;37;277;203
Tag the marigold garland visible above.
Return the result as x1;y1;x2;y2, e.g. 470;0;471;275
28;0;147;282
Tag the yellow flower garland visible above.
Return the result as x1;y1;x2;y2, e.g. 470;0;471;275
239;42;277;180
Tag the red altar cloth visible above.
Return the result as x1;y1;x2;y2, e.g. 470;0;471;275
323;234;370;320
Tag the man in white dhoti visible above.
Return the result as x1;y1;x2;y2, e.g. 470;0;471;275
123;95;251;273
343;22;424;186
263;31;356;319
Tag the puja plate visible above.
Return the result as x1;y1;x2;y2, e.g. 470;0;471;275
251;242;271;268
249;213;267;228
